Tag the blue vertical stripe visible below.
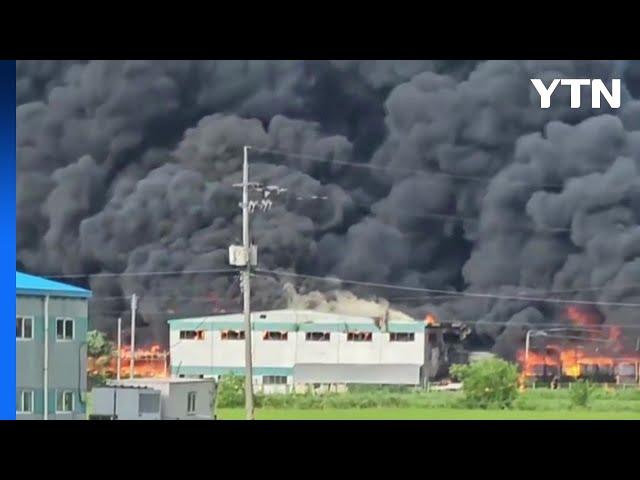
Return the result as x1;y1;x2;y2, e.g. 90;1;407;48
0;61;16;419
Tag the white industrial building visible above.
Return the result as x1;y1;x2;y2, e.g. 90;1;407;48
168;310;427;393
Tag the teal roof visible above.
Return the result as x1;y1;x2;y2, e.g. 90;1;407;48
168;310;424;333
16;271;92;298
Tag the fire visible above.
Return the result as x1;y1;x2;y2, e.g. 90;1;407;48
425;314;439;326
566;305;601;327
519;344;640;381
517;307;640;384
88;344;169;379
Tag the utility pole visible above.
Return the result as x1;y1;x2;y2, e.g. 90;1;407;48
242;146;255;420
228;146;327;419
130;294;137;379
116;317;122;381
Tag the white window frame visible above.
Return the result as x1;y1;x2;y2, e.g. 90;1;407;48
187;391;197;415
17;390;34;414
55;317;74;341
16;316;34;341
56;390;74;413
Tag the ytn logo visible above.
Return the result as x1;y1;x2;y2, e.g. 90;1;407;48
531;79;620;109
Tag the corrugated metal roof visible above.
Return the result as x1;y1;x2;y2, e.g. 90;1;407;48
16;271;92;298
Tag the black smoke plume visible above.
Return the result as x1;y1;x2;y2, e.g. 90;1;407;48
16;60;640;355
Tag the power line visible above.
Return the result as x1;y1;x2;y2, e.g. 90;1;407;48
385;283;640;302
46;268;238;279
345;201;571;234
97;310;640;331
252;268;640;309
250;146;566;189
242;150;571;234
90;295;235;302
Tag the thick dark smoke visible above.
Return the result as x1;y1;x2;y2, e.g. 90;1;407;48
16;60;640;355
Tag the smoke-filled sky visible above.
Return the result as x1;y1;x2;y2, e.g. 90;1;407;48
16;60;640;355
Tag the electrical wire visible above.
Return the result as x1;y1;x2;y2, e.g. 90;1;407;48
252;268;640;309
47;268;238;279
249;146;566;189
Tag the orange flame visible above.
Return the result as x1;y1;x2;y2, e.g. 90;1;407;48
425;314;439;326
517;309;640;383
88;344;169;379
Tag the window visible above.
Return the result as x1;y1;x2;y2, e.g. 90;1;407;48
263;331;288;341
56;317;74;340
221;330;245;340
17;390;34;413
187;392;197;414
16;316;33;340
390;332;415;342
263;375;287;385
139;393;160;414
305;331;330;342
347;331;372;342
179;330;205;340
56;390;74;413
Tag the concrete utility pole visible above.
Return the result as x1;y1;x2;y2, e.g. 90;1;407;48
130;294;137;379
242;146;255;420
229;146;328;419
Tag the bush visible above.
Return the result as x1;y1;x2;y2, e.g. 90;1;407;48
87;330;114;358
216;374;246;408
88;371;109;389
450;358;520;409
569;380;595;409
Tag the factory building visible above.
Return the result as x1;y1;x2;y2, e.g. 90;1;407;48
16;271;91;419
168;310;427;392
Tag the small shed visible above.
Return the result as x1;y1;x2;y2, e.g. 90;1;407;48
91;386;161;420
108;378;216;420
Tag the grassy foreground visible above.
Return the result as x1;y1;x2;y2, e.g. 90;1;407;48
87;380;640;420
217;407;640;420
214;384;640;420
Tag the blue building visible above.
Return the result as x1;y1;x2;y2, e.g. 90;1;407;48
16;272;92;420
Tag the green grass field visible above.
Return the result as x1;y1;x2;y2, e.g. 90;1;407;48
217;407;640;420
87;379;640;420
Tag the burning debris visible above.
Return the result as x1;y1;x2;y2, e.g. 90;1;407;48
88;344;169;380
518;305;640;384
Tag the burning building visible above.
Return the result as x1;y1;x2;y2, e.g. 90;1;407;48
518;306;640;385
167;308;475;391
169;309;430;391
423;314;471;380
16;61;640;387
